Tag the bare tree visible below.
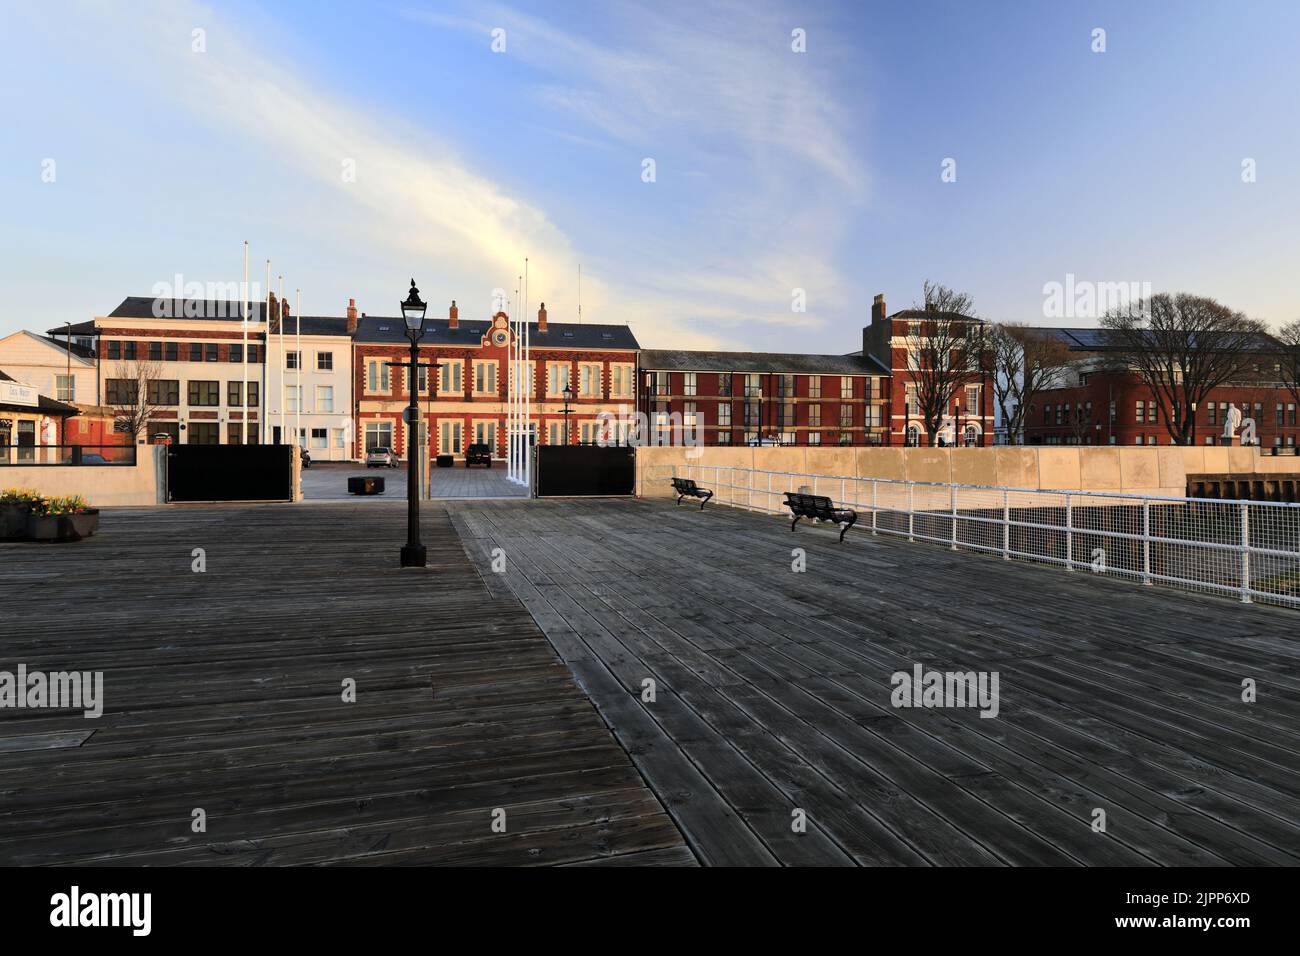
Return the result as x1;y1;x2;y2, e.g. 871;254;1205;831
1100;294;1268;445
107;359;162;443
1279;318;1300;411
905;281;986;446
988;323;1073;445
1064;400;1098;444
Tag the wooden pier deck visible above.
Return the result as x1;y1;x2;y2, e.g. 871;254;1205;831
452;497;1300;866
0;504;691;866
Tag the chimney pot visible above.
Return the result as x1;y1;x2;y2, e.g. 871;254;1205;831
346;297;358;335
449;299;459;330
538;301;547;333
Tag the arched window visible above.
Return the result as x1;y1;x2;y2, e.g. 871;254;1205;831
963;424;980;447
906;424;921;447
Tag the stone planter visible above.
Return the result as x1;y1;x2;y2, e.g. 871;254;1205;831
0;504;28;541
25;509;100;543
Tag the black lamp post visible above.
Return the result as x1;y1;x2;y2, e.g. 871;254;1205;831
399;279;427;568
561;382;575;445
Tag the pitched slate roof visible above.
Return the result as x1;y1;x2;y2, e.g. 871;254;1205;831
1029;326;1281;352
888;309;985;323
106;297;268;322
639;348;889;376
274;316;352;337
38;334;97;359
354;316;639;350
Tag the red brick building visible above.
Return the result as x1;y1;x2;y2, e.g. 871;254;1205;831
354;302;639;460
55;297;268;445
1022;328;1299;448
859;293;994;447
637;350;890;446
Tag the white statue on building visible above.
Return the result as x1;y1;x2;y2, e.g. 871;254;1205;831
1222;403;1242;442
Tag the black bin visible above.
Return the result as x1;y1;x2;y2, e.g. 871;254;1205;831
348;476;386;495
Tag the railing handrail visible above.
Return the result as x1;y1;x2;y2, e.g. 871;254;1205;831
667;464;1300;511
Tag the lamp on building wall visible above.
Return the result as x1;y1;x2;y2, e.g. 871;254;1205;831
398;279;427;569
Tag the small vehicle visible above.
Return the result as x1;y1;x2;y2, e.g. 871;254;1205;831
80;453;109;464
301;448;312;469
366;446;398;468
465;443;492;468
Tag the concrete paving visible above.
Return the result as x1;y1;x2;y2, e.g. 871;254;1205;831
301;461;529;501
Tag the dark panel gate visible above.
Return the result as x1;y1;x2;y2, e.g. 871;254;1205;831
534;446;635;497
168;444;295;502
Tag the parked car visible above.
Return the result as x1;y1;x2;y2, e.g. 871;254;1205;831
366;446;399;468
466;443;492;468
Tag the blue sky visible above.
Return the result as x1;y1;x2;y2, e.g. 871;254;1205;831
3;0;1298;351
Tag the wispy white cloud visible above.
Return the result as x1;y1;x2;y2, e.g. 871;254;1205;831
21;0;868;349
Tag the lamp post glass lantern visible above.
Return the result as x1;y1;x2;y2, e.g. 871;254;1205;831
562;383;575;445
399;279;427;568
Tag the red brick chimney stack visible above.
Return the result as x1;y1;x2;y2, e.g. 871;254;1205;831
346;297;358;335
871;292;887;326
449;300;459;330
282;298;291;333
538;301;547;333
268;291;279;333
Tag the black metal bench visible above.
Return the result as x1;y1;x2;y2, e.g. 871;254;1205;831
783;492;858;542
670;477;713;509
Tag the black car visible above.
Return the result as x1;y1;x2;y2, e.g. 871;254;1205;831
465;443;492;468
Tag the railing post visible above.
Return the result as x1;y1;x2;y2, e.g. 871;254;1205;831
1240;501;1252;603
1065;493;1074;571
1002;489;1010;560
871;480;878;534
1142;499;1152;586
910;481;916;541
950;483;958;551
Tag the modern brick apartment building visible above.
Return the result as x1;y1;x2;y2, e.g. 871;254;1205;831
637;350;890;446
354;302;639;461
53;297;268;445
1022;328;1299;448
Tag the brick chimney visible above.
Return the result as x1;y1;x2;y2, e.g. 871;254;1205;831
537;301;547;333
268;291;279;333
281;298;291;333
864;292;888;367
448;299;459;330
346;297;358;335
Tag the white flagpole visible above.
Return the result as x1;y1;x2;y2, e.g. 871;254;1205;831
278;275;285;444
295;288;302;455
522;258;530;488
524;299;531;490
263;259;271;444
242;241;249;445
505;291;512;482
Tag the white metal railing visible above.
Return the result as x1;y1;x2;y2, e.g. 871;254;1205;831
648;464;1300;610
